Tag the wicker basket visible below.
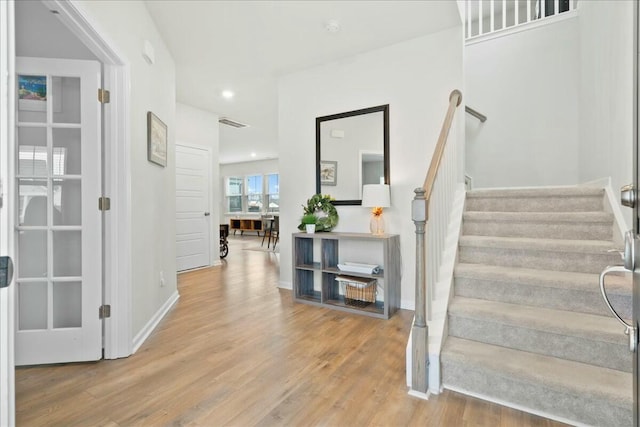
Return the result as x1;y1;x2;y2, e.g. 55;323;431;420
335;275;377;307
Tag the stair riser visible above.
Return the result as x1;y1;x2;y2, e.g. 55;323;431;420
465;196;603;212
462;221;613;240
441;359;632;427
458;247;619;274
454;276;632;319
448;315;630;372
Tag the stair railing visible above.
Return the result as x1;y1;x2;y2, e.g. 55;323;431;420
466;0;578;40
465;105;487;123
411;89;462;394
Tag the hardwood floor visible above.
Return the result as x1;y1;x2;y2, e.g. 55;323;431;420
16;235;567;426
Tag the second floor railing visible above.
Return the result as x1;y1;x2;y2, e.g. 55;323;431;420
466;0;578;40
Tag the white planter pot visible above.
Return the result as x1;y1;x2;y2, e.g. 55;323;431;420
305;224;316;234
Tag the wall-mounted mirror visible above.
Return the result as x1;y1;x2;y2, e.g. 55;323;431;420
316;104;389;205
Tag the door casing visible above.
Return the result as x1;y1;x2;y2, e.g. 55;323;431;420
39;0;132;359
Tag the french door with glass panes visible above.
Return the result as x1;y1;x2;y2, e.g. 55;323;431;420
15;57;102;365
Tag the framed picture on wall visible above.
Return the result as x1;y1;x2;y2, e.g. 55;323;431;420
320;160;337;186
147;111;167;167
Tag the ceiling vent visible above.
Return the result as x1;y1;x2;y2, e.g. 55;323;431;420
219;117;249;128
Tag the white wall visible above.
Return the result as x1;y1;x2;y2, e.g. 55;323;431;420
578;0;634;230
278;26;463;309
465;16;580;188
176;102;221;260
76;0;177;338
219;158;278;222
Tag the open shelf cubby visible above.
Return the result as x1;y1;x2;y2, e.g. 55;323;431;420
292;232;400;319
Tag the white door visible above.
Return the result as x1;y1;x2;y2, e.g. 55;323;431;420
15;57;102;365
0;0;15;423
176;144;211;271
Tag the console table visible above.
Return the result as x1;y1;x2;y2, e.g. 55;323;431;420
292;232;401;319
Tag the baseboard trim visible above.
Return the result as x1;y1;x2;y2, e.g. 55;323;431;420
132;290;180;354
581;177;627;245
279;280;292;290
407;389;430;401
443;384;588;427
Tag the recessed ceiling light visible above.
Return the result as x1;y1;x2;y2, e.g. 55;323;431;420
251;152;257;158
325;19;340;33
222;90;234;99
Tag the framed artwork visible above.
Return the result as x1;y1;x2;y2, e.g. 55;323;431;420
147;111;167;167
320;160;337;186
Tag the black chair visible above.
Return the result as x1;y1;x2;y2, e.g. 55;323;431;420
269;216;279;250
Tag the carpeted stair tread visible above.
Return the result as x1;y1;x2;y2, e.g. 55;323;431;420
465;187;604;212
442;336;631;402
441;337;632;426
459;235;618;253
463;211;612;222
455;263;630;295
449;297;625;345
466;187;604;199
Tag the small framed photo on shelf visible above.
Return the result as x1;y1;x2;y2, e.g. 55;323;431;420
147;111;167;167
320;160;337;186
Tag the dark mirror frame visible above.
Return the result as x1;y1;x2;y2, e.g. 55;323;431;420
316;104;390;206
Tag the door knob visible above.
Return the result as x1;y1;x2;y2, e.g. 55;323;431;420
621;184;636;208
204;212;210;216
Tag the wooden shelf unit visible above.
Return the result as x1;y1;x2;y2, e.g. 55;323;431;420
292;232;401;319
229;218;263;235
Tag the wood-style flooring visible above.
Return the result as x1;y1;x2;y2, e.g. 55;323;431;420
16;235;567;426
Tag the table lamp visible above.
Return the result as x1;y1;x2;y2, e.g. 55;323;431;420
362;184;390;235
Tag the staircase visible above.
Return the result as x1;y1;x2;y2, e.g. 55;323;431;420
440;186;633;426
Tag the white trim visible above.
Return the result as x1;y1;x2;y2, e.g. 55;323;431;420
279;280;292;290
0;0;15;423
132;290;179;353
465;9;578;46
443;384;589;427
41;0;133;359
581;177;627;245
407;389;430;401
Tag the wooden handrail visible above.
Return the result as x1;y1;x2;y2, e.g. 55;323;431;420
422;90;462;217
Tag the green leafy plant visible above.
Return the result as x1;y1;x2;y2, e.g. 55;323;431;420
298;194;339;232
301;213;318;225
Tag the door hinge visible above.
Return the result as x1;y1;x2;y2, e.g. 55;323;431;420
98;88;110;104
98;197;111;211
99;305;111;319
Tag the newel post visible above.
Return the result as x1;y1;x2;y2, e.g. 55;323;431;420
411;187;428;393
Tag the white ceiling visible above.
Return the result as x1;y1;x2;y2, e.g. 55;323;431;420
144;1;461;164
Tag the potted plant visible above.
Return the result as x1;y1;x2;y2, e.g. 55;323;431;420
297;194;339;232
301;213;318;234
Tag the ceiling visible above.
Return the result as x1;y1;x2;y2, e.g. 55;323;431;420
144;1;461;164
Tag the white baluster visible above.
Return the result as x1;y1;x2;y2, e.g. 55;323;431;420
541;0;546;18
527;0;532;22
467;0;472;37
515;0;519;25
554;0;559;16
479;0;483;35
503;0;507;30
490;0;495;32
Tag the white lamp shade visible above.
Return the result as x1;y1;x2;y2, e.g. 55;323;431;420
362;184;390;208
